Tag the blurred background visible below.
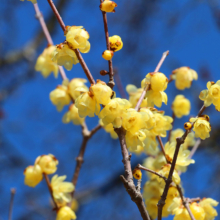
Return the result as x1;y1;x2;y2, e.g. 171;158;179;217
1;0;220;219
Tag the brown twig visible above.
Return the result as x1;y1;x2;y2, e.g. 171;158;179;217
156;136;169;163
8;188;16;220
43;173;58;210
100;0;114;89
46;0;95;84
136;164;167;181
135;50;169;111
114;68;127;99
33;2;67;81
167;112;175;143
71;123;102;198
115;127;151;220
189;139;201;159
157;105;206;220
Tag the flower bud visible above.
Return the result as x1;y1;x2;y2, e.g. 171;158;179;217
35;154;58;174
100;70;109;76
150;72;168;92
109;35;123;52
102;50;114;60
133;169;142;180
100;0;117;13
184;122;192;130
24;165;43;187
56;206;76;220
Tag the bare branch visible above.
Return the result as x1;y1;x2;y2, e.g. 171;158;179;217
8;188;16;220
156;136;169;163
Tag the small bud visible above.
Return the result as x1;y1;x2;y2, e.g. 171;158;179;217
100;70;109;76
184;122;192;130
133;169;142;180
100;0;117;13
102;50;114;60
201;114;210;121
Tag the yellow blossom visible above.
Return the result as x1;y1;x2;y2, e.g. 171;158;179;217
133;169;142;180
20;0;37;4
62;104;85;125
100;120;118;139
139;108;156;129
190;203;206;220
75;91;100;118
51;175;74;204
99;98;131;128
50;85;71;112
24;165;43;187
190;117;211;140
150;110;173;137
199;198;218;220
90;80;112;105
35;154;58;175
145;90;168;108
56;206;76;220
164;142;195;166
158;164;181;185
170;129;195;149
125;130;146;151
102;50;114;60
52;43;79;71
126;84;148;108
100;0;117;12
109;35;123;52
68;78;88;101
171;67;198;90
35;46;59;78
65;26;90;53
172;95;191;118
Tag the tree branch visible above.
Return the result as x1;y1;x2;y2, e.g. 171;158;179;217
156;136;169;163
157;105;206;220
8;188;16;220
115;127;151;220
46;0;95;84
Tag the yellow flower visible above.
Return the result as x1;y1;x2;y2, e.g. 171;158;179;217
199;198;218;220
35;46;59;78
170;129;195;149
20;0;37;3
190;117;211;140
51;175;74;204
90;80;112;105
139;108;156;129
52;43;79;71
125;130;146;151
102;50;114;60
75;91;100;118
62;104;85;125
109;35;123;52
172;95;191;118
100;120;118;139
190;203;206;220
143;179;163;201
50;85;71;112
158;164;181;185
99;98;131;128
164;142;195;166
133;169;142;180
56;206;76;220
199;81;220;111
65;26;90;53
150;110;173;137
24;165;43;187
68;78;88;101
100;0;117;13
35;154;58;175
126;84;148;108
172;67;198;90
145;90;168;108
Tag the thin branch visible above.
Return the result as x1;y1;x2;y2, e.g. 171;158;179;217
135;50;169;111
8;188;16;220
136;164;167;181
114;69;127;99
157;105;206;220
33;2;67;81
185;203;196;220
115;127;151;220
46;0;95;84
189;139;201;159
43;173;58;210
71;124;101;198
167;112;175;143
156;136;169;163
100;0;114;89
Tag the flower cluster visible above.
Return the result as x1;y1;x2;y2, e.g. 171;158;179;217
24;154;76;220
